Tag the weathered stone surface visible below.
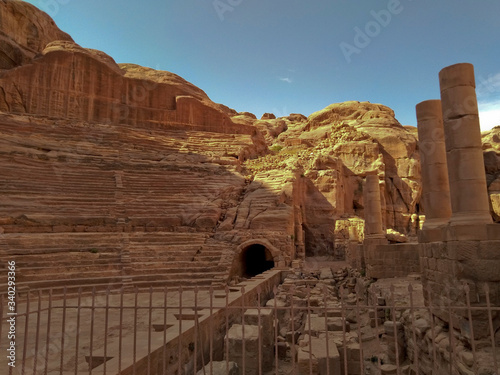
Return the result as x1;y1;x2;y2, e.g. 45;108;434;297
225;324;272;375
196;361;239;375
386;229;408;243
2;2;499;299
261;112;276;120
0;0;73;69
482;127;500;222
416;99;452;230
439;63;492;227
297;336;341;375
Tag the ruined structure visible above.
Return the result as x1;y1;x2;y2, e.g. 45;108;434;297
1;2;500;293
363;175;386;239
418;63;500;303
416;100;452;231
1;2;500;374
0;0;429;292
416;63;500;373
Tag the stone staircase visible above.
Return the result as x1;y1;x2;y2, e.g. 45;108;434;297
126;232;229;288
0;231;235;294
0;114;251;233
0;233;124;293
0;112;255;294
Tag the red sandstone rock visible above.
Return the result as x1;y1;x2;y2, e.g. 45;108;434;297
482;126;500;221
2;1;499;287
0;0;73;69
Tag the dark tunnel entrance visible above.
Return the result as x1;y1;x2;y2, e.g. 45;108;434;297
240;244;275;278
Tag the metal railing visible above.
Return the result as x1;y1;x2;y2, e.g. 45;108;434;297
1;276;499;375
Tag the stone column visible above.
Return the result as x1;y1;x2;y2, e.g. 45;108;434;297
364;174;385;239
439;63;492;226
416;100;452;230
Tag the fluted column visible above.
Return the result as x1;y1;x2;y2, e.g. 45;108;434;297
416;99;452;229
439;63;492;225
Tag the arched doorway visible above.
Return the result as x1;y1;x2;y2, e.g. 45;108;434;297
240;244;275;278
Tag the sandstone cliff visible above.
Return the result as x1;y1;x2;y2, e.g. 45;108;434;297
0;0;73;69
227;102;421;258
482;126;500;221
1;1;499;290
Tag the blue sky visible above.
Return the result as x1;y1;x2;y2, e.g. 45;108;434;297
25;0;500;130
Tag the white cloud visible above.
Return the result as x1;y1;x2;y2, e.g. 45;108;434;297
479;98;500;131
477;71;500;131
279;77;293;84
477;72;500;98
271;106;289;118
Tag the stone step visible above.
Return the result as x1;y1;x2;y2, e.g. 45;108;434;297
131;272;224;282
18;263;123;275
12;250;121;259
17;269;124;282
16;275;126;291
129;256;221;264
130;278;220;288
129;266;224;274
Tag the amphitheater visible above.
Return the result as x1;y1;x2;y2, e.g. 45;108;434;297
0;1;499;375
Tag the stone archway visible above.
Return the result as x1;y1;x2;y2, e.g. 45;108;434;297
240;244;274;277
231;239;280;279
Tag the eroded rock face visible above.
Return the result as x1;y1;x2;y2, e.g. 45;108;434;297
0;1;269;251
3;1;498;272
243;101;422;255
0;0;73;69
0;42;257;139
482;126;500;221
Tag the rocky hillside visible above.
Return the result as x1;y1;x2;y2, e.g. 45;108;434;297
0;0;73;69
230;102;422;256
482;126;500;221
0;0;499;277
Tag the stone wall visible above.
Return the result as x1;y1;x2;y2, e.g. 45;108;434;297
419;238;500;340
345;242;364;270
365;243;420;279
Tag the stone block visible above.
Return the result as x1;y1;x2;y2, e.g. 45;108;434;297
318;309;342;318
427;257;436;270
380;364;398;375
225;324;272;375
447;148;487;182
416;99;442;124
429;241;447;258
297;336;340;375
436;259;452;274
445;223;489;241
347;342;361;360
479;240;500;260
196;361;239;375
244;308;274;345
447;241;479;261
441;86;478;120
327;317;350;332
304;316;328;337
418;228;445;243
439;63;475;91
442;115;482;149
462;259;500;282
487;224;500;240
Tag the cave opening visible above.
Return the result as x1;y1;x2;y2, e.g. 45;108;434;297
240;244;274;278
